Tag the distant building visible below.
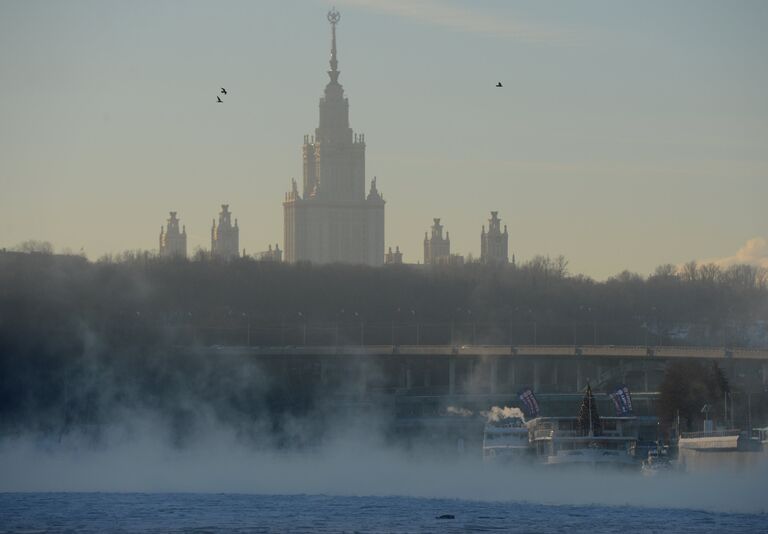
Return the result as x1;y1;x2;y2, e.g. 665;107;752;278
159;211;187;258
424;218;451;265
211;204;239;260
480;211;509;264
283;9;385;265
255;244;283;262
385;246;403;265
437;254;465;266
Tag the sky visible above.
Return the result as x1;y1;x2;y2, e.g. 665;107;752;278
0;0;766;279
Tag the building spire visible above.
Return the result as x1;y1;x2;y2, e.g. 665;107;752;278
327;7;341;83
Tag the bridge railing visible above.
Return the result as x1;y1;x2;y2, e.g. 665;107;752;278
99;320;768;358
103;319;766;350
232;344;768;360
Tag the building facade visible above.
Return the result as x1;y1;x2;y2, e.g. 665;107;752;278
424;218;451;265
159;211;187;258
211;204;239;260
283;9;385;265
480;211;509;264
255;244;283;262
385;246;403;265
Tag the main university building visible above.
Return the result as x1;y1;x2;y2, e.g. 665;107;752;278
159;10;509;266
283;9;385;265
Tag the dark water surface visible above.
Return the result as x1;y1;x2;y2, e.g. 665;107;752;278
0;493;765;533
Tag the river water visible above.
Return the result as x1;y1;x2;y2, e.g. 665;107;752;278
1;492;765;533
2;430;766;532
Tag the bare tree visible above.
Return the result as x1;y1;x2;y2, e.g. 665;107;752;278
553;255;569;278
723;264;758;289
698;263;721;283
680;260;698;282
652;264;677;279
757;267;768;290
14;240;54;254
192;247;209;262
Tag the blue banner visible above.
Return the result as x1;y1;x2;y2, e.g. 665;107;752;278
609;384;633;416
518;388;540;418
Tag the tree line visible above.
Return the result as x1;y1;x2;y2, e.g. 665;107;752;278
1;247;766;439
1;247;766;348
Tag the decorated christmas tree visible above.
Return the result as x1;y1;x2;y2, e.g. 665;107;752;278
577;383;602;437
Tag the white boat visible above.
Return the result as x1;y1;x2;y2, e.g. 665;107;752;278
482;415;531;462
526;385;639;469
641;445;674;475
751;427;768;451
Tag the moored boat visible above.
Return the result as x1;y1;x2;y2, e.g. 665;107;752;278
482;414;531;463
527;385;639;469
641;445;674;475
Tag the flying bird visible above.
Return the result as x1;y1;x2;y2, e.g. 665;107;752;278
217;96;223;103
221;88;227;95
496;82;503;87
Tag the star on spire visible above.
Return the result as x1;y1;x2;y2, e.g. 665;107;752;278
327;8;341;83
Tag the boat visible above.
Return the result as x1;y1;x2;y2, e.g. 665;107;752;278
482;414;531;463
526;385;639;469
751;427;768;450
641;444;674;475
676;429;764;472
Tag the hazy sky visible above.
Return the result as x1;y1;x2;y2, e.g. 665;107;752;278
1;0;766;279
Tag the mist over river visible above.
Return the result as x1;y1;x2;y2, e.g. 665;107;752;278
1;423;767;532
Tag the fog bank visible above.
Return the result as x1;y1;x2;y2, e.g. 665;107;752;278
2;422;765;515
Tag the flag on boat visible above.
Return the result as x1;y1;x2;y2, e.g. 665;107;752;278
518;388;540;418
608;384;633;416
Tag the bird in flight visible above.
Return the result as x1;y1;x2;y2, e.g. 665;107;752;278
221;88;227;95
217;96;223;103
496;82;503;87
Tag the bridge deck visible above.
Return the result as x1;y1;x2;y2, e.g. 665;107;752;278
204;344;768;360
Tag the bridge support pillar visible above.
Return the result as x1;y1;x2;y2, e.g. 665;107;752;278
490;358;498;395
449;358;456;395
621;359;627;384
405;361;413;390
763;362;768;387
576;362;583;392
552;361;559;391
320;359;328;387
533;360;541;392
595;364;602;388
508;360;516;391
358;360;367;397
643;361;649;392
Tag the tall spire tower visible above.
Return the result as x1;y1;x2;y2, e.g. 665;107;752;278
283;10;385;265
328;8;340;82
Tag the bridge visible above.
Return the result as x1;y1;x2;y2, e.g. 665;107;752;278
188;343;768;444
200;344;768;398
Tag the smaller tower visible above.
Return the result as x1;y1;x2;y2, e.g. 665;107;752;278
256;243;283;262
480;211;509;264
211;204;240;260
424;218;451;265
385;246;403;264
159;211;187;258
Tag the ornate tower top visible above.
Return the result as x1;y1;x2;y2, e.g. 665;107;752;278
327;8;341;83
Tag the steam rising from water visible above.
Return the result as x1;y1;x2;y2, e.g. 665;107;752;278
483;406;525;422
1;418;765;514
2;324;765;516
445;406;473;417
